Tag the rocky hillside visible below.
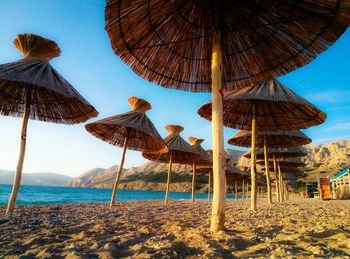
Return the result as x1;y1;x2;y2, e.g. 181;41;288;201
66;140;350;189
301;140;350;180
66;149;244;190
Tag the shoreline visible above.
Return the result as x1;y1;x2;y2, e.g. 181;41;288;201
1;199;350;258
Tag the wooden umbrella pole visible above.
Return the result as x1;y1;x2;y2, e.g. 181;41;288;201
285;182;289;200
191;162;196;202
278;162;284;202
6;94;31;217
264;137;272;205
210;33;226;233
273;154;280;203
208;171;211;201
235;181;238;200
110;130;130;207
165;151;173;204
250;103;257;211
242;180;245;199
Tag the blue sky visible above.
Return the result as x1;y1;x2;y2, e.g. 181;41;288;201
0;0;350;177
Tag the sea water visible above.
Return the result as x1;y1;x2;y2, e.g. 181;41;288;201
0;184;244;206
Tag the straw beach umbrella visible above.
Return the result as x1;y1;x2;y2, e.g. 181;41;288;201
188;137;212;202
229;130;310;204
143;125;200;204
0;34;98;216
229;130;311;148
245;147;307;160
198;79;325;211
258;157;306;202
105;0;350;232
85;96;167;206
192;165;212;201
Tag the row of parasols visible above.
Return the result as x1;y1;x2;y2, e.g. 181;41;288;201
0;33;324;218
86;90;317;208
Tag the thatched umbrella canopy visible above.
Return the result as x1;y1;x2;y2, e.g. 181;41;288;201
257;159;306;168
198;79;325;211
263;167;303;174
245;147;307;160
85;96;167;206
190;162;213;201
143;125;201;204
198;80;326;131
258;156;305;203
188;137;212;202
1;34;98;216
230;130;310;205
105;0;350;232
228;130;311;148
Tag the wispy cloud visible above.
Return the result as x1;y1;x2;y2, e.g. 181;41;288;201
312;135;350;144
304;90;350;104
322;122;350;132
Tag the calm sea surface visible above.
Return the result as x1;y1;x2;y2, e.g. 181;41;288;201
0;184;244;206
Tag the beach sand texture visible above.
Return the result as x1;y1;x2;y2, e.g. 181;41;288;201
1;199;350;258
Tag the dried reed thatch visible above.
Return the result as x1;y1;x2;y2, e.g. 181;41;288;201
280;173;298;181
188;137;212;201
2;33;98;216
263;167;303;174
105;0;350;231
85;96;167;153
85;96;167;206
105;0;350;92
0;33;98;124
228;130;311;148
143;125;200;163
198;79;326;131
143;125;201;204
245;147;307;159
257;158;306;168
188;137;212;166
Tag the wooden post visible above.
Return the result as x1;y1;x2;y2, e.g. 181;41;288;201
273;154;280;203
242;180;245;199
165;151;173;204
110;130;130;207
264;137;272;205
278;162;284;202
208;171;211;201
210;34;226;233
250;103;257;211
235;181;238;200
6;91;32;217
191;162;196;202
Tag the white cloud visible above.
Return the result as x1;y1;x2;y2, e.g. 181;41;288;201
304;90;350;104
322;122;350;132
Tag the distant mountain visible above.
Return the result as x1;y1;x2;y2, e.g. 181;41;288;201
66;166;128;188
237;140;350;181
67;140;350;190
65;149;245;189
0;170;73;186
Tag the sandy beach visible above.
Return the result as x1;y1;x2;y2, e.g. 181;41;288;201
0;198;350;258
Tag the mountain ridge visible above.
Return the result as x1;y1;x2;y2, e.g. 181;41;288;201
66;139;350;190
0;170;73;186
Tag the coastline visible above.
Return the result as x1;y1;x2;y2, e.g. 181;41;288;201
1;199;350;258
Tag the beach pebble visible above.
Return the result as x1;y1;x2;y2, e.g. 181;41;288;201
103;243;112;250
74;246;83;252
